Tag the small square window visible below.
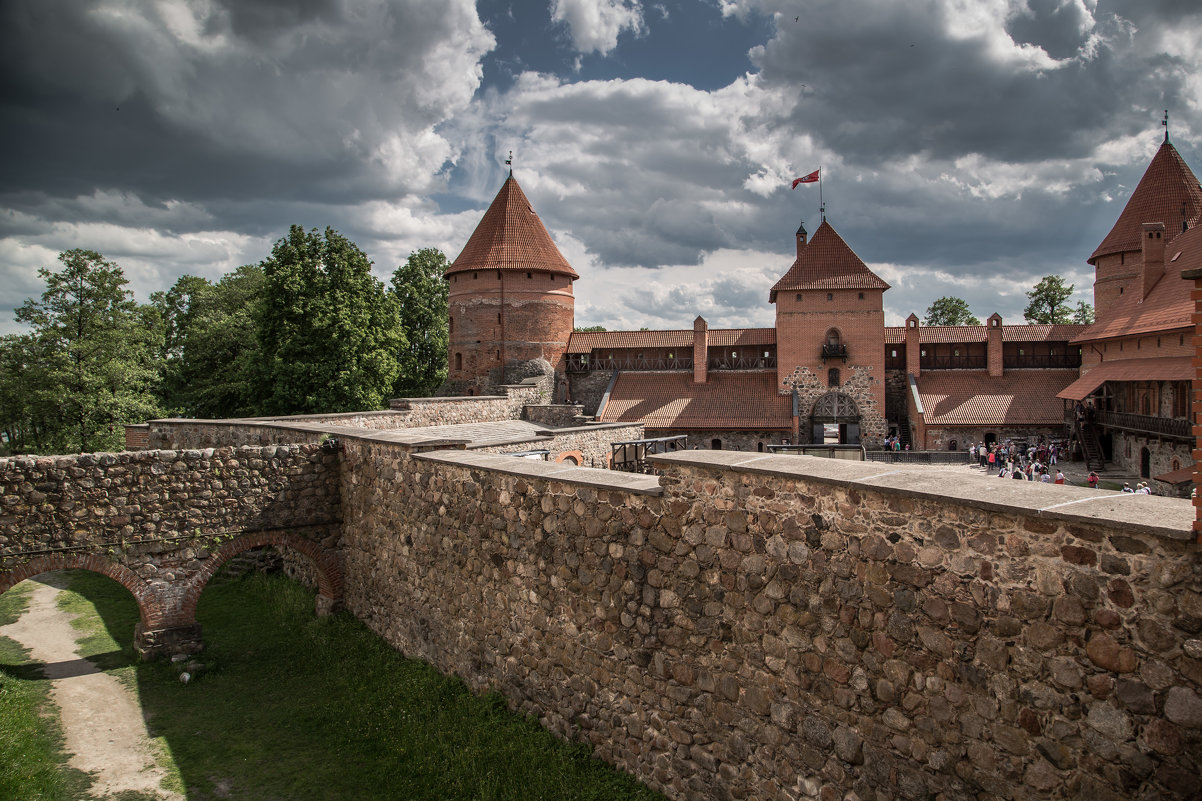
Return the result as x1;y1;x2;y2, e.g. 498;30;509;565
858;292;864;300
795;293;802;301
827;293;833;301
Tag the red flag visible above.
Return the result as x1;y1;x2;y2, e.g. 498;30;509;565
792;170;820;188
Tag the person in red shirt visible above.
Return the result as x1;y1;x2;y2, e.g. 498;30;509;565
1087;471;1099;489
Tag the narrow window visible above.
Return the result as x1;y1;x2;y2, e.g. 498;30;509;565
858;292;864;300
795;293;802;301
827;293;834;301
527;272;532;279
449;317;454;334
455;353;463;370
828;368;841;386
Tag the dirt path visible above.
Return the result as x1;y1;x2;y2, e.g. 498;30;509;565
0;574;182;801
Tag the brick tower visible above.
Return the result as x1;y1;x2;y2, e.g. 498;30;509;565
770;219;889;446
1088;135;1202;326
445;174;579;394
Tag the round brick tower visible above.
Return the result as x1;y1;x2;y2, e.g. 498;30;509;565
445;174;578;393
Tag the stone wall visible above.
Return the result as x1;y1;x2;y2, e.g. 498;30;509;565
472;422;645;469
524;403;586;427
784;365;887;448
390;383;546;426
338;443;1200;801
920;426;1065;453
568;369;617;416
0;444;342;647
654;430;794;453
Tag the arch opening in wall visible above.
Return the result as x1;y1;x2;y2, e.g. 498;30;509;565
711;438;722;450
0;559;158;634
1140;447;1151;479
555;450;583;466
809;391;861;445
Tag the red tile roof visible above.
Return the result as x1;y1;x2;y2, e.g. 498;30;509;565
914;370;1079;427
1075;224;1202;343
882;324;1086;344
1090;140;1202;265
599;372;792;430
566;328;775;354
447;175;579;279
1055;356;1193;400
770;220;889;300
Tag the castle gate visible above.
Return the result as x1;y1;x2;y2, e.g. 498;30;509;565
810;391;861;444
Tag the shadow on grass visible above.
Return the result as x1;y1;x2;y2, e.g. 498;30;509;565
56;568;666;801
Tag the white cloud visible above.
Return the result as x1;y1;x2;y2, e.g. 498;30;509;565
550;0;645;55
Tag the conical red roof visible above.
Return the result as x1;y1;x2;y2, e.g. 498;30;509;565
1089;139;1202;265
447;175;578;279
769;219;889;301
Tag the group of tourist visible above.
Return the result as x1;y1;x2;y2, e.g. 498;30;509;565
969;440;1065;483
882;435;909;451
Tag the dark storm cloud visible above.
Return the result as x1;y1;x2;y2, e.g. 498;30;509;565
0;0;493;211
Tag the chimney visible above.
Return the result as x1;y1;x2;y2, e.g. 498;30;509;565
1140;222;1166;299
693;315;708;384
987;313;1003;377
904;314;920;378
796;220;808;260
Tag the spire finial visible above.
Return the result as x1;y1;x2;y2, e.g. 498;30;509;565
1162;109;1169;143
820;201;826;222
505;150;513;176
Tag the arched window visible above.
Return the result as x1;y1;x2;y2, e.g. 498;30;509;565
826;329;842;347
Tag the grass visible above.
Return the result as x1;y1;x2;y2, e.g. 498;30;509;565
5;569;666;801
0;581;94;801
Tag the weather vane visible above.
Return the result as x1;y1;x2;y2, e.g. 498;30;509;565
505;150;513;175
1163;109;1169;143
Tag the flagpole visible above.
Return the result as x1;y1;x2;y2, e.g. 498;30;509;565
819;165;823;221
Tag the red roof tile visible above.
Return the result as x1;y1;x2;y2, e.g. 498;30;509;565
599;372;792;430
447;175;579;279
1074;224;1202;343
567;328;775;354
914;370;1079;427
1090;140;1202;264
1055;356;1193;400
770;220;889;300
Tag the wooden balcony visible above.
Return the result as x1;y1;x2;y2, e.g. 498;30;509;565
1093;410;1192;441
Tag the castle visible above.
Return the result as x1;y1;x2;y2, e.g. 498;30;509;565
444;134;1202;491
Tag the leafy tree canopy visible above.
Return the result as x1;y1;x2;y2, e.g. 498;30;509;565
574;325;607;332
390;248;449;398
1071;301;1095;325
154;266;266;418
1024;276;1075;324
10;249;160;453
923;296;981;326
257;226;404;415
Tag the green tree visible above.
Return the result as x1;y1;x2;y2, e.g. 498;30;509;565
257;226;404;415
13;249;161;453
923;296;981;326
1072;301;1095;325
154;266;266;418
573;325;607;332
1023;276;1075;324
0;334;50;454
390;248;449;397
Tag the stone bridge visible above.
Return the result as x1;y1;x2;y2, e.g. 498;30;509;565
0;443;342;656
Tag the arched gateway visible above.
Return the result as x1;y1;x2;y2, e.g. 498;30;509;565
810;391;861;445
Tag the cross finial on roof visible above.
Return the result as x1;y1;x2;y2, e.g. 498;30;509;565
506;150;513;176
1163;109;1169;143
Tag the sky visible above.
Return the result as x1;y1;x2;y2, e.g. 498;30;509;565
2;0;1200;335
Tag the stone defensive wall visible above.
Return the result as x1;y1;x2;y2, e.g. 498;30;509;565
339;443;1200;801
389;382;548;426
0;444;342;653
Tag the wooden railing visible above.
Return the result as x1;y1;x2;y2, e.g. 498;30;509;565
1093;410;1192;440
566;356;776;372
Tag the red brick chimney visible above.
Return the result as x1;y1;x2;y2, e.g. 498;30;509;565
1140;222;1166;299
904;314;920;377
987;313;1003;377
693;315;708;384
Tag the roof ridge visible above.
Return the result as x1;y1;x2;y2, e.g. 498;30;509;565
770;220;889;299
448;175;579;279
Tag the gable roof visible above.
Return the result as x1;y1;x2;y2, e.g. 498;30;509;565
913;370;1079;427
770;220;889;301
447;175;579;279
1089;139;1202;265
1074;223;1202;343
1055;356;1193;401
598;372;792;430
566;328;775;354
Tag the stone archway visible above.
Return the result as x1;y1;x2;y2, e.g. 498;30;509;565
810;391;861;445
0;554;160;629
177;530;343;626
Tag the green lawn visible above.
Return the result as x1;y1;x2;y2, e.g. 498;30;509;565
2;569;665;801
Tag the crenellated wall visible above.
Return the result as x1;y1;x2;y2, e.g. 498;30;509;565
338;444;1200;801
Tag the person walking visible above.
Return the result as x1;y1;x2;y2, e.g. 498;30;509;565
1087;471;1099;489
1054;469;1065;485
